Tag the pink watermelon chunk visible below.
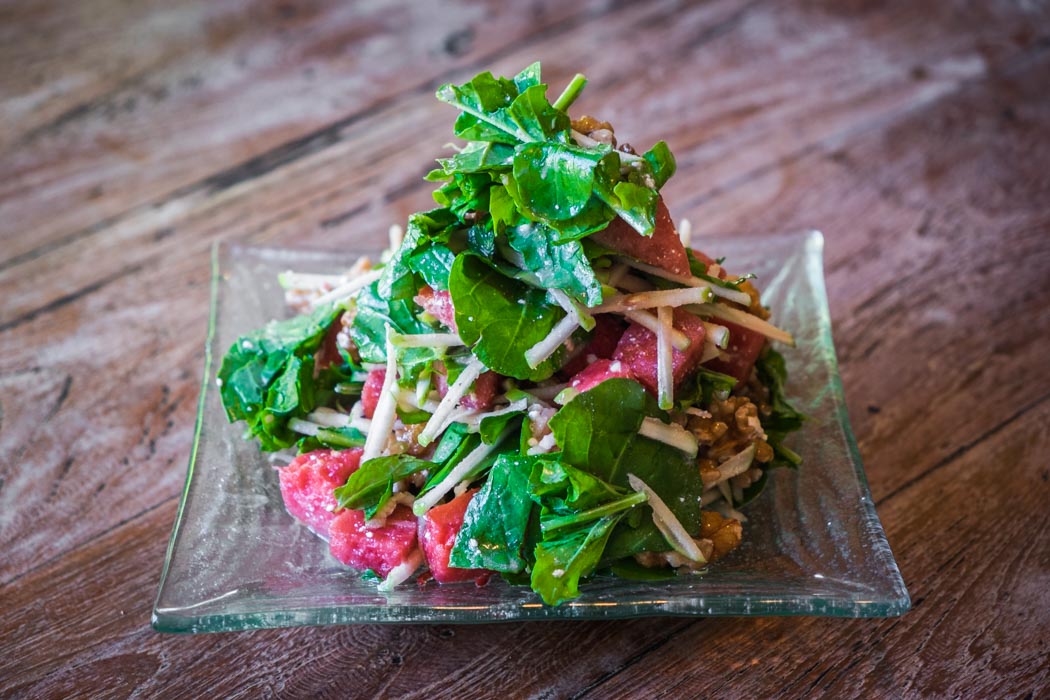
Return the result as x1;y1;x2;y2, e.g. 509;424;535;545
568;359;634;394
433;364;501;412
361;368;386;419
420;489;490;584
559;315;628;378
328;505;419;578
612;309;707;395
703;319;767;382
591;198;690;277
414;285;458;332
278;448;363;538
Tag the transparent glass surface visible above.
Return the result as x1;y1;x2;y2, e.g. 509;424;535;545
153;231;909;632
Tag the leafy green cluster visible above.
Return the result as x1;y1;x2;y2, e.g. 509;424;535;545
217;303;347;451
329;378;704;605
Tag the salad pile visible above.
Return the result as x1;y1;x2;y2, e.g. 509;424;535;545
217;64;803;605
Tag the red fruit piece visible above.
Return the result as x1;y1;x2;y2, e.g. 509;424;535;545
420;489;490;584
414;285;458;333
703;320;767;382
278;448;363;538
568;359;634;394
432;364;500;412
361;368;386;419
591;198;690;277
560;315;628;377
612;309;707;396
328;505;419;578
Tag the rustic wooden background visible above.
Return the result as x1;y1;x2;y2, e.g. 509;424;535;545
2;0;1049;697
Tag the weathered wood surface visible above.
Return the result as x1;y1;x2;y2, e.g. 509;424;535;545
1;1;1048;697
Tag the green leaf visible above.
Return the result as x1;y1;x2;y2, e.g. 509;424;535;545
531;513;624;606
217;302;342;451
479;410;524;445
504;224;603;306
512;143;606;221
548;378;704;538
408;243;457;291
755;346;805;469
448;253;565;381
434;141;515;176
296;426;366;453
642;141;677;189
449;453;536;573
349;280;433;363
333;454;432;514
592;153;658;236
676;368;738;409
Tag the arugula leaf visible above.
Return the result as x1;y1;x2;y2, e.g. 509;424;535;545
548;378;704;538
408;242;457;291
503;224;603;306
512;143;606;221
333;455;432;517
676;368;737;409
531;513;624;606
217;303;342;451
448;253;565;381
296;425;366;454
349;280;433;363
479;410;525;445
449;453;536;573
755;345;805;469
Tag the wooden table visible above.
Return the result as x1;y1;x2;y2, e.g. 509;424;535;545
3;1;1048;696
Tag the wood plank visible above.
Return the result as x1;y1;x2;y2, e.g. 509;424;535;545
0;500;692;699
579;398;1050;699
0;0;621;265
2;1;1042;323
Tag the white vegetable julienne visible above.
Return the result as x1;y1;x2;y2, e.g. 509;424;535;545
714;443;757;485
417;356;485;447
361;326;399;462
524;313;580;369
713;501;748;524
688;303;795;346
623;310;690;350
307;407;350;428
699;341;722;364
593;286;712;314
678;218;692;248
390;332;464;348
701;321;730;349
700;490;723;507
288;417;321;436
413;428;514;515
656;306;674;410
617;257;752;305
377;548;424;592
458;399;529;430
638;417;698;457
627;474;707;564
549;288;595;331
310;268;382;308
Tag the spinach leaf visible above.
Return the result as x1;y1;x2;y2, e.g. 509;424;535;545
548;378;704;537
512;142;606;221
676;368;737;409
504;224;603;306
755;346;805;469
217;302;342;451
448;254;565;381
408;242;457;291
642;141;677;189
333;455;432;517
531;513;624;606
296;425;366;453
349;280;433;363
378;208;458;301
449;453;536;573
479;410;524;445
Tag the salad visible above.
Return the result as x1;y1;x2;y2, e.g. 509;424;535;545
217;63;803;606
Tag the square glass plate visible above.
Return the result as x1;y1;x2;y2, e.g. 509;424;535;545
153;231;909;632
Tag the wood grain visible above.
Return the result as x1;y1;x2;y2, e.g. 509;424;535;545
2;0;1049;697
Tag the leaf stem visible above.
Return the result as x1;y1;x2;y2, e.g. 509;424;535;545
552;73;587;112
541;491;647;533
